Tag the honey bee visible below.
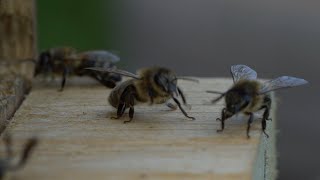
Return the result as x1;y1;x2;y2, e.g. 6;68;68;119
35;47;122;91
35;47;76;77
207;64;308;138
0;134;38;179
86;66;195;123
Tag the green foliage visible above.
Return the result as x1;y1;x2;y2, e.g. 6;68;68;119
37;0;116;52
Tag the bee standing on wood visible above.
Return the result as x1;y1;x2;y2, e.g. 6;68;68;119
0;134;38;180
34;47;122;91
35;47;76;78
86;67;196;123
207;64;308;138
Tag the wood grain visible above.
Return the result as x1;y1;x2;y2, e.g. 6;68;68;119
0;0;36;78
1;78;276;180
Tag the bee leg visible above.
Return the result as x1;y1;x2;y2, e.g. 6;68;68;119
124;107;134;124
59;67;69;92
261;119;269;138
111;102;126;119
124;95;135;124
262;96;272;121
147;88;155;105
261;106;270;138
177;87;192;110
172;96;195;120
217;108;226;133
246;113;254;139
177;87;186;104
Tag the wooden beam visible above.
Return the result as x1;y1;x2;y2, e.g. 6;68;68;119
2;78;277;179
0;0;36;132
0;74;29;133
0;0;37;78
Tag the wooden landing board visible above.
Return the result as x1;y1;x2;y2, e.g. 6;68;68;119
0;73;30;133
1;78;276;180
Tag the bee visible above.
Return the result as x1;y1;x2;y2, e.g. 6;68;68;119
0;134;38;180
207;64;308;138
86;66;196;123
34;47;122;91
35;47;76;77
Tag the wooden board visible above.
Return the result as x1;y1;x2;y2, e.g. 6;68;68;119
0;78;276;180
0;72;30;133
0;0;37;78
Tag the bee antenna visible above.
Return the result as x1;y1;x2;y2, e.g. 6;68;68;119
206;90;225;94
206;91;226;104
177;77;199;83
210;94;225;104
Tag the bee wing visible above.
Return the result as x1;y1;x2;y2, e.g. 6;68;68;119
85;67;141;79
230;65;257;83
79;50;120;63
259;76;308;94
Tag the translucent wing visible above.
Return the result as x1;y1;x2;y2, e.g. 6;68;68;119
80;50;120;63
68;51;119;64
259;76;308;94
85;67;141;79
230;65;257;83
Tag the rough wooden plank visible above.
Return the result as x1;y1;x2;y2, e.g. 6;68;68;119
0;0;36;133
1;78;276;180
0;0;37;78
0;72;30;133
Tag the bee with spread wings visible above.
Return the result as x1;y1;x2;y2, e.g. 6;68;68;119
207;64;308;138
86;67;195;123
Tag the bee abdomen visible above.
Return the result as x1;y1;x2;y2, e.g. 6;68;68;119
108;79;135;108
108;90;120;108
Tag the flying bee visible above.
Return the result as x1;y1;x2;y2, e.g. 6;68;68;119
0;134;38;180
34;47;122;91
207;64;308;138
86;66;196;123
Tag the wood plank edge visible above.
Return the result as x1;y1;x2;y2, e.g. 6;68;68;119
0;76;31;134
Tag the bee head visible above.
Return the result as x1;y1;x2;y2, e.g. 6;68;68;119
154;68;178;96
34;51;51;76
225;90;251;115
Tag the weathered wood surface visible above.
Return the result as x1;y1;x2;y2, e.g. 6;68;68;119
0;72;30;133
1;78;276;180
0;0;36;135
0;0;36;78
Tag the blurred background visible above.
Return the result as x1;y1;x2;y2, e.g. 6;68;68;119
37;0;319;179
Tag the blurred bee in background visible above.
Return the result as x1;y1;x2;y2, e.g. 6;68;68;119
86;66;196;123
34;47;122;91
207;64;308;138
34;46;76;77
0;134;38;180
